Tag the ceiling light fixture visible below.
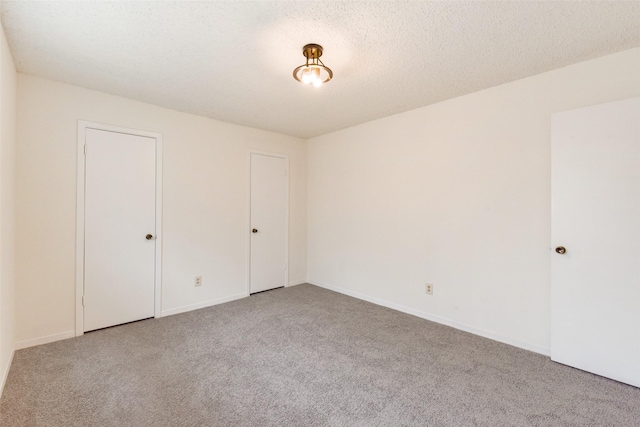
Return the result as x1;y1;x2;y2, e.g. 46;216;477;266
293;44;333;88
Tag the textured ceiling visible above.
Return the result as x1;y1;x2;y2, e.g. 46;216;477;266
1;1;639;139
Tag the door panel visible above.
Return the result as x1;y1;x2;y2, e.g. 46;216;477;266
551;97;640;387
84;128;157;332
250;153;287;293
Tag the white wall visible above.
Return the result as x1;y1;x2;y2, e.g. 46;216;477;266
0;19;17;394
307;48;640;355
16;74;306;347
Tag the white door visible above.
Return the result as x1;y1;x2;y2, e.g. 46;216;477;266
84;128;157;332
551;97;640;387
250;153;287;294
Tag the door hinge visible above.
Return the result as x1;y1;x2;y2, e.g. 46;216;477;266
82;295;85;306
84;145;87;155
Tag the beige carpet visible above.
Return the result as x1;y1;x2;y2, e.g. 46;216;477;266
1;284;638;426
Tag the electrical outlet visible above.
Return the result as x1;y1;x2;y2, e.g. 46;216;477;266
425;283;433;295
195;276;202;287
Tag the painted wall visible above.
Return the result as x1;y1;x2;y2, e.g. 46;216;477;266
307;48;640;355
16;74;306;347
0;19;17;394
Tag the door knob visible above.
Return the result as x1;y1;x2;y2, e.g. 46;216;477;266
555;246;566;254
146;234;154;240
252;229;258;233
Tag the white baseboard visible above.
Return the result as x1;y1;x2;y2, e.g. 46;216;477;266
287;279;307;287
0;346;15;398
161;292;248;317
308;280;550;356
15;330;76;351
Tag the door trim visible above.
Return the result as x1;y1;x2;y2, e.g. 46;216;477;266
246;150;289;295
75;121;163;337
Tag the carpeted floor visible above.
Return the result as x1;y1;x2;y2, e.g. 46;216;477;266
1;284;638;426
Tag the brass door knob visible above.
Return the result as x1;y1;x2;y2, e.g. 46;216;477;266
146;234;154;240
252;229;258;233
555;246;566;254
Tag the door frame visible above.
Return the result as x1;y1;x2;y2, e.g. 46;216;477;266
246;150;289;295
75;121;163;337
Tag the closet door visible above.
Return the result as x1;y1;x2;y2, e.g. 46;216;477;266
84;128;157;332
250;153;287;294
551;97;640;387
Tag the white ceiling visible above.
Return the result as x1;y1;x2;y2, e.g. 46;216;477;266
1;1;639;139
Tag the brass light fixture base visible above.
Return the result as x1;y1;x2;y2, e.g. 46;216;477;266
302;44;323;60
